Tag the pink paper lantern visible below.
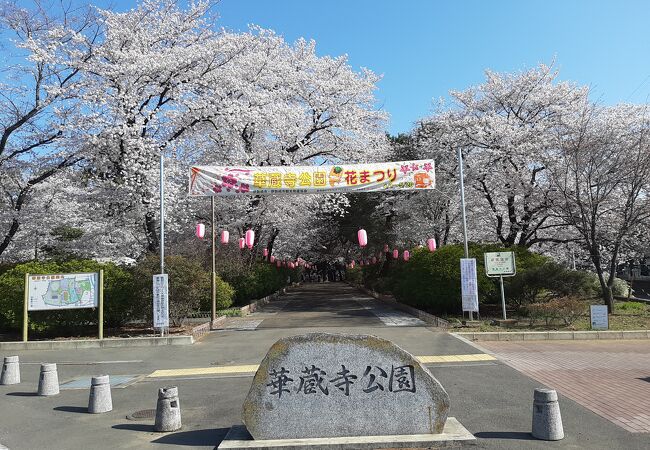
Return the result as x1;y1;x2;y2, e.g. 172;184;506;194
357;229;368;247
276;260;281;268
263;248;269;257
403;250;410;261
220;230;229;245
238;237;245;249
289;262;295;269
392;249;398;259
383;244;389;252
427;238;437;252
195;223;205;239
270;255;275;263
245;229;255;249
350;261;356;269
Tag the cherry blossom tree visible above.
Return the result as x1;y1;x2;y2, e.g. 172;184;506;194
55;0;388;255
0;0;98;259
550;103;650;311
418;64;588;247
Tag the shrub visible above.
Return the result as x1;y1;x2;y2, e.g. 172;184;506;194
584;272;630;297
526;297;587;326
506;262;594;308
194;275;236;313
132;254;223;327
223;262;295;305
0;259;133;331
389;244;498;315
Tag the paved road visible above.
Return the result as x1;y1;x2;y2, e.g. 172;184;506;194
0;282;648;449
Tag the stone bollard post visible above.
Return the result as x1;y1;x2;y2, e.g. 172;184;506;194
37;363;59;396
532;388;564;440
154;386;181;432
88;375;112;414
1;356;20;385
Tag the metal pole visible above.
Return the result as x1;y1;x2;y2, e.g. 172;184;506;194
211;196;217;325
98;270;104;340
500;276;507;320
23;273;29;342
159;151;165;337
457;147;472;320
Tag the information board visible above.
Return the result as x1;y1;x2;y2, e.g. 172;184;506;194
484;252;516;277
460;258;479;312
27;273;98;311
590;305;608;330
153;274;169;328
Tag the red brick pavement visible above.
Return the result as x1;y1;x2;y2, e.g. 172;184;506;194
478;339;650;433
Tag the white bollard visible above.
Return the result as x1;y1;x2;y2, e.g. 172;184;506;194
1;356;20;385
88;375;112;414
37;363;59;396
532;388;564;440
154;386;182;432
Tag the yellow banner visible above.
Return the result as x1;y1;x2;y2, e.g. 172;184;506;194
189;160;435;196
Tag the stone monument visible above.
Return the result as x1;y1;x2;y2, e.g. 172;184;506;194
242;333;450;440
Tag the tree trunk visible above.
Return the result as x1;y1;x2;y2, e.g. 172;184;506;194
144;210;159;253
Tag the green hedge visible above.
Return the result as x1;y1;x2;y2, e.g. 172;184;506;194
0;260;133;331
225;262;298;305
131;255;234;326
0;254;307;333
353;244;594;315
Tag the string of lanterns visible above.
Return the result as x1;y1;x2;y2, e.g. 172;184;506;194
195;224;314;270
196;225;436;271
346;228;438;269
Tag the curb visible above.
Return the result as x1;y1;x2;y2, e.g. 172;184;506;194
453;330;650;341
0;335;194;351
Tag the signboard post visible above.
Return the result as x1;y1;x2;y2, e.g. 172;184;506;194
590;305;609;330
153;274;169;335
460;258;479;315
23;272;102;342
484;252;516;320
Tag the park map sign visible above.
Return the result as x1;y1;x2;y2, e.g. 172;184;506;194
189;160;435;196
27;273;98;311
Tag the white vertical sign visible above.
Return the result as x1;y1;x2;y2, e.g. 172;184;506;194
590;305;608;330
153;274;169;328
460;258;479;312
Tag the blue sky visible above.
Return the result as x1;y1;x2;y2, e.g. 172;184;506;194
67;1;650;134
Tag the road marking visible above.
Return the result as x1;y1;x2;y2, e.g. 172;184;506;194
215;319;264;330
418;354;496;363
22;360;143;365
146;354;497;378
353;298;427;326
148;364;260;377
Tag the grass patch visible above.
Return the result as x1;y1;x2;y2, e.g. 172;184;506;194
217;308;243;317
449;301;649;332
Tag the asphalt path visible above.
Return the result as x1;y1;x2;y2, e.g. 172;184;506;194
0;282;647;449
